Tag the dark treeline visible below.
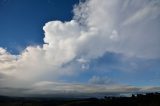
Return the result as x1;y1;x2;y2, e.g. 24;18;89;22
0;92;160;106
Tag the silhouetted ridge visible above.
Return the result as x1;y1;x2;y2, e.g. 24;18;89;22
0;92;159;106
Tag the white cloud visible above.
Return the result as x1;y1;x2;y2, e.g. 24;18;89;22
0;48;17;74
89;76;114;85
74;0;160;59
122;0;160;25
0;0;160;95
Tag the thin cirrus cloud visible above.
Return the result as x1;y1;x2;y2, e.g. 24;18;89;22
0;0;160;96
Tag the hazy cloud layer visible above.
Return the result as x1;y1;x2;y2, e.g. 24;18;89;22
0;81;160;97
0;0;160;96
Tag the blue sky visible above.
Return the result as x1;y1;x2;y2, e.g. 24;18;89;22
0;0;78;54
0;0;160;97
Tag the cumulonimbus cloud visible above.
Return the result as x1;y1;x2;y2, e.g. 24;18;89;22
0;0;160;95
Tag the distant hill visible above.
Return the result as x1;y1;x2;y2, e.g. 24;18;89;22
0;92;160;106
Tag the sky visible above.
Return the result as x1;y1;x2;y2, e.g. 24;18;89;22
0;0;160;97
0;0;78;54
